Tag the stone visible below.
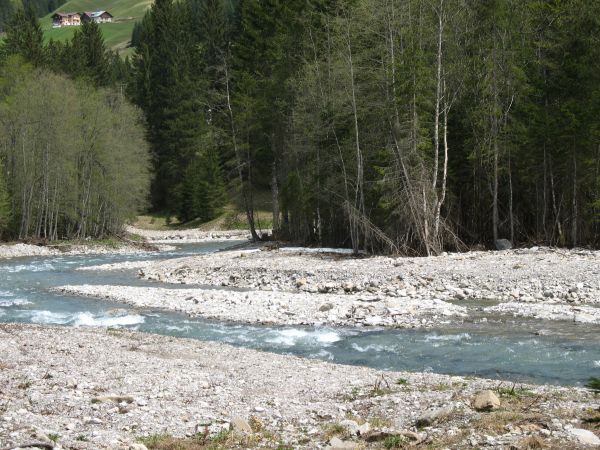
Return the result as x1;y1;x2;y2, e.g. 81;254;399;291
342;282;355;292
327;437;359;450
357;422;371;436
568;428;600;446
339;419;360;435
92;395;134;404
230;416;252;434
494;239;513;251
84;417;103;425
129;444;149;450
296;278;307;288
416;406;454;427
473;390;501;411
363;431;392;442
319;303;334;312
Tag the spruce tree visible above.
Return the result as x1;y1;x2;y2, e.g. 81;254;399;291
68;21;109;85
1;5;44;65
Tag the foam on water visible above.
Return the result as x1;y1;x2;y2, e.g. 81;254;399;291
266;328;342;346
351;343;389;353
0;298;32;307
24;309;145;327
424;333;471;342
0;262;55;273
594;360;600;368
29;310;72;324
267;329;309;346
72;312;145;327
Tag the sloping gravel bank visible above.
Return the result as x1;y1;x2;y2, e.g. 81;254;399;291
129;246;600;324
54;284;467;328
0;324;597;450
0;242;158;260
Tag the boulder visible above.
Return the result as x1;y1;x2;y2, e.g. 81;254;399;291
327;437;359;450
416;406;454;427
494;239;513;251
230;416;252;434
473;390;501;411
342;282;355;292
568;428;600;446
129;444;149;450
339;419;360;435
357;422;371;436
319;303;334;312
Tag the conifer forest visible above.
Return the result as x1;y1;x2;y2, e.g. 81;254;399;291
1;0;600;255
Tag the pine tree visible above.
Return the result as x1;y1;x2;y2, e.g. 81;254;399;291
1;5;44;65
68;21;109;85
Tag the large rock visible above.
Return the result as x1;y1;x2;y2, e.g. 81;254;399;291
494;239;513;251
230;416;252;433
473;390;501;411
129;444;149;450
416;406;454;427
568;428;600;446
327;437;359;450
339;419;360;435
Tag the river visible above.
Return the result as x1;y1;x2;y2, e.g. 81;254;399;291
1;241;598;386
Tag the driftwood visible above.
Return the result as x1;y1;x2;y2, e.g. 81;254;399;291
0;444;54;450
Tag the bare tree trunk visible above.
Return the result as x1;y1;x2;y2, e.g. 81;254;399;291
542;143;547;241
571;148;577;248
224;59;260;242
271;159;280;234
492;138;499;243
432;0;444;192
508;147;514;243
434;90;449;239
345;14;365;254
549;159;562;244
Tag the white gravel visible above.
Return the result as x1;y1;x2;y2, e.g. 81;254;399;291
0;324;596;450
0;242;156;260
53;284;467;328
121;246;600;325
126;226;252;244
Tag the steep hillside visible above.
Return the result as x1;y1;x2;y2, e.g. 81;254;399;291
42;0;152;54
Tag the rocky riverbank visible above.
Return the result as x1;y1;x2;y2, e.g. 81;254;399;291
0;324;598;450
126;226;252;244
0;242;159;260
54;284;467;328
65;246;600;327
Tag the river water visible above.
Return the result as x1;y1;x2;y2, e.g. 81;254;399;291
1;241;598;386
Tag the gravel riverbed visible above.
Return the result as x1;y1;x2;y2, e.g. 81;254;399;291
68;246;600;327
0;324;598;450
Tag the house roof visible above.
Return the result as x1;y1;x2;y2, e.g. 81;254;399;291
53;12;81;18
83;11;113;18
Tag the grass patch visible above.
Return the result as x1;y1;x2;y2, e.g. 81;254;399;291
384;434;409;449
322;423;347;440
395;378;409;386
140;429;283;450
586;377;600;394
496;385;535;399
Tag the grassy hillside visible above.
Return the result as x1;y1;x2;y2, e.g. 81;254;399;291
42;0;152;55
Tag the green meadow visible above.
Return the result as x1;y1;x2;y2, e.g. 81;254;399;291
42;0;152;54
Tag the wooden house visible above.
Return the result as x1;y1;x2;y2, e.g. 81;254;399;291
52;12;81;28
81;11;113;24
